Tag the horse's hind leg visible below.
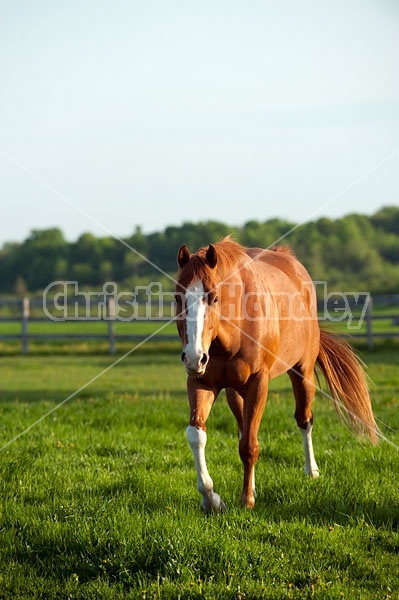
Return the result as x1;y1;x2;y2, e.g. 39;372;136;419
226;388;244;435
288;366;320;478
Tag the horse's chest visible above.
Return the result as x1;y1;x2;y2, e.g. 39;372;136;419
220;358;252;389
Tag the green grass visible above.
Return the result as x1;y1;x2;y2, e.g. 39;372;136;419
0;344;398;599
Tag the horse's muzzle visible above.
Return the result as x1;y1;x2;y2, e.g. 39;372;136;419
181;351;209;375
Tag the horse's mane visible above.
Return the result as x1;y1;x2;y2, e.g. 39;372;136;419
177;237;296;290
178;236;247;291
212;236;248;271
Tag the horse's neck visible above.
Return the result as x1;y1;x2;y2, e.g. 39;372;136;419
214;271;245;356
214;320;241;357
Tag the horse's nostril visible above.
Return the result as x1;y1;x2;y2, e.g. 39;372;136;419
181;352;186;363
200;353;208;366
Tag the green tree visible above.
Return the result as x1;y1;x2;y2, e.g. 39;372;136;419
0;207;398;295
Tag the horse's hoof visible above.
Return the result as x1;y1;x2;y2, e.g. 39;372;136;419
305;468;320;478
201;494;226;514
240;494;255;509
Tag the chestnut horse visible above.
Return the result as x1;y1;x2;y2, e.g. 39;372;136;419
175;237;378;512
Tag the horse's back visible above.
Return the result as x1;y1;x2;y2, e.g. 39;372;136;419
246;245;314;296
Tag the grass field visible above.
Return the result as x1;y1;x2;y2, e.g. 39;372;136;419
0;341;398;599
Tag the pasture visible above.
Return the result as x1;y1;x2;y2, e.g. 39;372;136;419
0;341;398;599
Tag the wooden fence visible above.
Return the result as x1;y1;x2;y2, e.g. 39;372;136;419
0;295;398;354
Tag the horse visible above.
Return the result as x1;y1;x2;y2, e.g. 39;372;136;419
175;237;378;512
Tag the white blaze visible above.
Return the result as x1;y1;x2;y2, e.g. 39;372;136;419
184;279;206;364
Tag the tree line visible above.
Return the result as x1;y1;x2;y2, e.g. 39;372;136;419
0;206;397;296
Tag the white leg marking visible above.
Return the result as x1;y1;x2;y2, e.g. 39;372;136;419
186;425;225;512
300;421;320;478
239;429;256;497
252;465;256;497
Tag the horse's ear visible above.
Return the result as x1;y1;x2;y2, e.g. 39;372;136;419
205;244;217;268
177;244;190;268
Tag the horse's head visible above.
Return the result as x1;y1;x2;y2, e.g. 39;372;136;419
175;243;220;376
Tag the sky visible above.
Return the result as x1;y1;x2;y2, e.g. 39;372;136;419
1;0;398;248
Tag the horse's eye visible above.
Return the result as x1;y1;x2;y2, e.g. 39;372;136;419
213;295;219;304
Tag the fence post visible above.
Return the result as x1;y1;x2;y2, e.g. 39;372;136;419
22;297;30;354
366;296;373;350
107;296;116;355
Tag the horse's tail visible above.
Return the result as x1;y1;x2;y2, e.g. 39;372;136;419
316;329;379;445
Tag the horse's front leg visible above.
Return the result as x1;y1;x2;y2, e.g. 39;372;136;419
239;371;268;509
226;387;256;499
186;378;224;513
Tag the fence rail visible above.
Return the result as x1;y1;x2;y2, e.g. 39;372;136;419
0;295;398;354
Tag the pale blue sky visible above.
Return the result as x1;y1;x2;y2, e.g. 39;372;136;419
1;0;398;247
